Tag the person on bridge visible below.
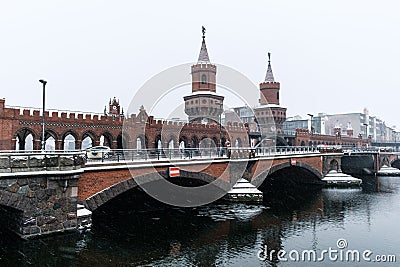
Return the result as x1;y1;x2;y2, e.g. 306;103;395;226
225;140;231;159
186;143;192;159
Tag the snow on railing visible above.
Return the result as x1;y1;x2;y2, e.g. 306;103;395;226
0;151;85;173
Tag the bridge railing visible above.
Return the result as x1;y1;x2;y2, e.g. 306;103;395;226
255;146;319;156
85;148;225;162
83;146;321;163
0;151;85;173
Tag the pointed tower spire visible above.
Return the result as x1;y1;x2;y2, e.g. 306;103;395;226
198;26;210;63
264;52;275;82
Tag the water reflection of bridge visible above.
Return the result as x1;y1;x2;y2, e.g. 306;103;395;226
1;179;394;266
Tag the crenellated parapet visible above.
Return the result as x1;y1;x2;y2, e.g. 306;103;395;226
294;128;370;147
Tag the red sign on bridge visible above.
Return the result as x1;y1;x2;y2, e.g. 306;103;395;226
169;167;180;177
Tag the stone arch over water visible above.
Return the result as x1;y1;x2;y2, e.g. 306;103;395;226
84;170;227;211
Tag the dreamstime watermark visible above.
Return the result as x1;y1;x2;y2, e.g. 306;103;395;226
257;238;397;263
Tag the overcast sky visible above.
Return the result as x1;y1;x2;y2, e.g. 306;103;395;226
1;0;399;128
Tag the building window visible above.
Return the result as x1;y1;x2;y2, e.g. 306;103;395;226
202;99;207;104
277;92;279;100
201;74;207;84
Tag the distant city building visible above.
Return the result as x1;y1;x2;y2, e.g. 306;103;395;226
284;108;398;143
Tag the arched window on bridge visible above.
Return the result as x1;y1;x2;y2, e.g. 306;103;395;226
15;133;33;150
100;134;112;148
157;140;162;150
235;138;242;148
179;140;185;152
64;134;76;151
136;137;142;151
24;134;33;150
45;136;56;151
199;137;208;149
168;139;174;149
82;136;93;150
99;135;104;146
15;129;35;150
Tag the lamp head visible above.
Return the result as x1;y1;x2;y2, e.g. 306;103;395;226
39;79;47;85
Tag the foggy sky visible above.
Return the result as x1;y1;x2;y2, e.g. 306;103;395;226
1;0;399;128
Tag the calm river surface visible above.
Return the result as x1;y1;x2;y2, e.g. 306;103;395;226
0;176;399;266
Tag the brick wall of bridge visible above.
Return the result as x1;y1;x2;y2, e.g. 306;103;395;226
78;154;329;204
0;98;248;151
78;161;231;201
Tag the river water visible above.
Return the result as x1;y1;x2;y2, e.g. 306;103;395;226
0;176;399;266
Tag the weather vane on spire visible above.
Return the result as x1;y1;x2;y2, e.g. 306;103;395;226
268;52;271;63
202;26;206;39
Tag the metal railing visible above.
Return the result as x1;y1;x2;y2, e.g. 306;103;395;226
83;146;322;163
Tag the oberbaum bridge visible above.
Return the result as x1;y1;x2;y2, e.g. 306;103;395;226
0;29;399;238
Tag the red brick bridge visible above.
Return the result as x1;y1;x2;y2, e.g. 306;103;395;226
79;151;340;211
0;149;399;238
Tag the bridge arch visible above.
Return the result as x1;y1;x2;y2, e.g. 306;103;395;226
81;130;97;149
190;135;199;148
84;170;222;211
135;134;148;150
44;129;59;151
212;136;219;147
254;161;324;193
14;127;38;150
0;191;26;211
235;137;243;148
391;158;400;169
99;131;113;148
154;134;162;149
329;159;339;172
117;132;131;149
179;135;188;147
380;156;391;168
166;135;177;149
61;130;79;150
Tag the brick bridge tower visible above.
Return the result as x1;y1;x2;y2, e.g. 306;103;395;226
254;53;287;135
184;27;224;124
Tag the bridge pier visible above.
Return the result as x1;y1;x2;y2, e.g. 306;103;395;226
0;152;84;239
0;172;81;238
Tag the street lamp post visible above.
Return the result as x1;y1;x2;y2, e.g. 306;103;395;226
307;113;314;134
39;79;47;151
216;101;223;156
